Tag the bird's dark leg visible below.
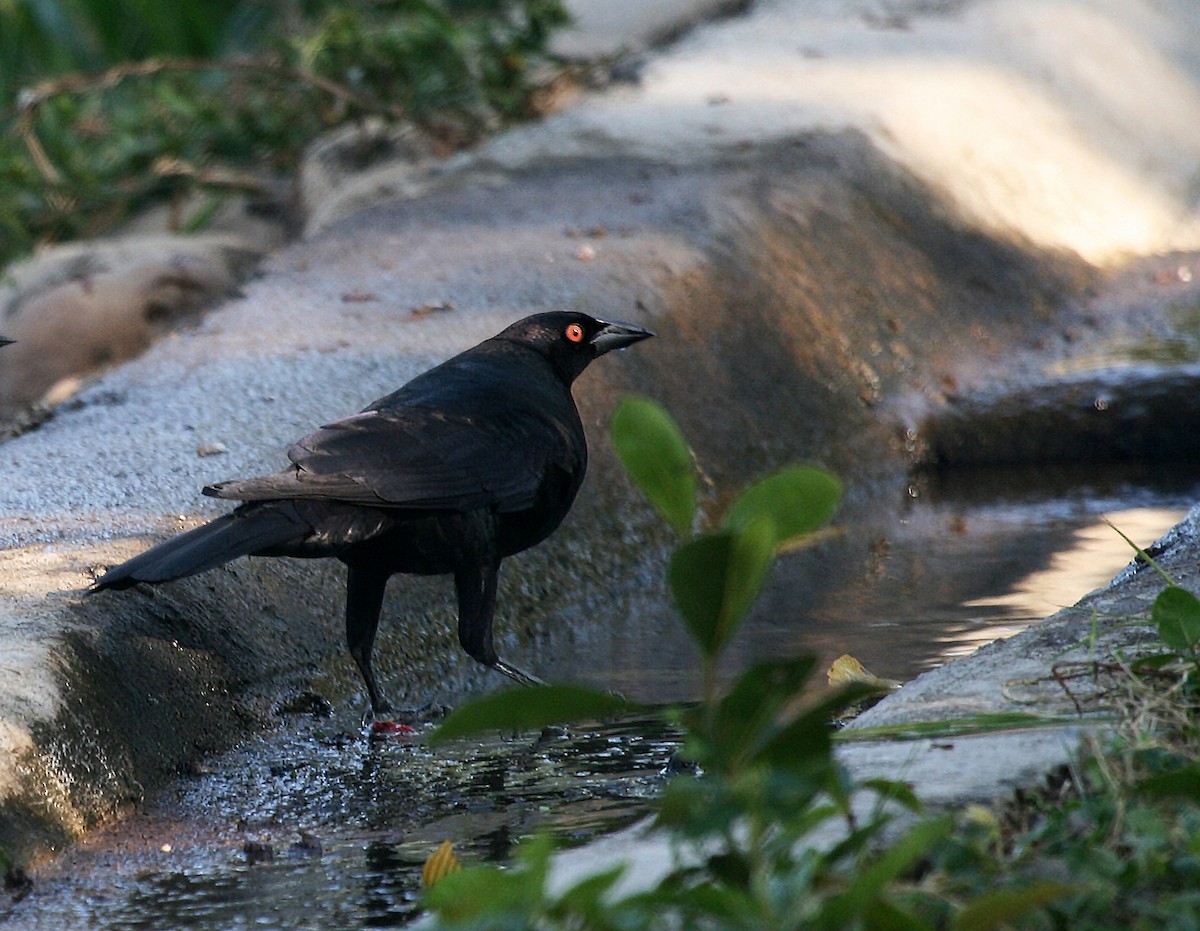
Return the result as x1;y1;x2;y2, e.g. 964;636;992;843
345;562;394;716
454;558;546;688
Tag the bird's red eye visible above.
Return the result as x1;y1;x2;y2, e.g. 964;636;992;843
565;323;585;343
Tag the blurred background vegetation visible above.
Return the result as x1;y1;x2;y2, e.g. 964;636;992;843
0;0;569;268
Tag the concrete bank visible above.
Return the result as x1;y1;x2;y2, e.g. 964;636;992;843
2;0;1200;871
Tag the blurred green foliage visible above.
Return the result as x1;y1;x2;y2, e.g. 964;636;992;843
0;0;568;268
0;0;257;92
423;398;1070;930
423;400;1200;929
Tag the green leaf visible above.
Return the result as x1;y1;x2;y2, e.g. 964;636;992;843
753;682;875;772
668;534;734;656
753;681;878;772
553;864;626;916
1152;586;1200;652
863;898;936;931
949;882;1072;931
669;520;776;659
429;685;639;744
422;864;517;921
819;816;953;928
823;817;895;868
1134;762;1200;802
724;466;842;548
668;883;762;925
656;776;734;836
1130;652;1182;672
860;778;924;814
611;395;697;537
710;656;818;766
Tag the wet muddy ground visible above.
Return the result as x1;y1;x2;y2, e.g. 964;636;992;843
11;714;679;929
5;461;1197;930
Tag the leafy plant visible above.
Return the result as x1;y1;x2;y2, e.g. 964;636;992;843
422;396;1066;929
1150;585;1200;659
915;525;1200;930
0;0;569;268
1103;520;1200;696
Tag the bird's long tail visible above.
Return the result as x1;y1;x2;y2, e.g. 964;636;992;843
91;503;309;591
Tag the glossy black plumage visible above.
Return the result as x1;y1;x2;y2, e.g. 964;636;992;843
92;312;653;714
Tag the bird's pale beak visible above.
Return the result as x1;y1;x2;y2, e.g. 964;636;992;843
590;319;655;355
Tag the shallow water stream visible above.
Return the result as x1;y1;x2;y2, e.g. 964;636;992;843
7;462;1199;929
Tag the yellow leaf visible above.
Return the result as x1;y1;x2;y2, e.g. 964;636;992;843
827;654;901;691
962;803;1000;830
421;839;462;888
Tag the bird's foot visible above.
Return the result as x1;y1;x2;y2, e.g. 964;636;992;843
368;719;416;741
362;701;449;739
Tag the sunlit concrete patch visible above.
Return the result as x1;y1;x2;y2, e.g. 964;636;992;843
588;0;1200;263
320;0;1200;264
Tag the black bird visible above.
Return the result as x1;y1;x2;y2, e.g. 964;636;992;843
0;338;13;347
92;312;653;716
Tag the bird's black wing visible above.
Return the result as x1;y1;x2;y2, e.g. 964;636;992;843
205;406;575;513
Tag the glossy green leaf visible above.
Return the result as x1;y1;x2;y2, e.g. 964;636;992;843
1152;585;1200;652
430;685;639;744
724;466;842;548
611;395;697;537
669;519;776;659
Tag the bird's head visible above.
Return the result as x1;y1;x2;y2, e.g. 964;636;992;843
0;337;13;348
496;312;654;383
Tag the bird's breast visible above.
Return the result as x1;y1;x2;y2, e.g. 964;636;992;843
494;460;584;558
